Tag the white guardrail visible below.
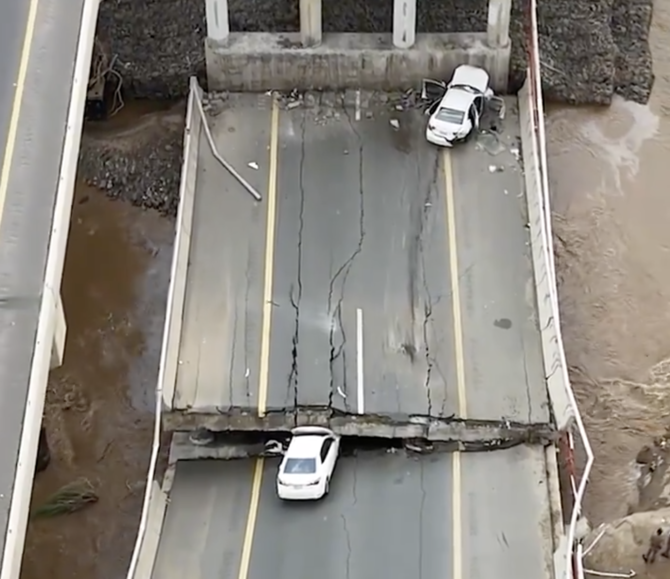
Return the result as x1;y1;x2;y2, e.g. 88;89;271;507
0;1;101;578
520;1;594;579
125;77;202;579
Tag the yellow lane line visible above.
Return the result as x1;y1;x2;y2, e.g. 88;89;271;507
443;149;467;579
443;150;467;418
0;0;41;231
237;458;265;579
238;96;280;579
257;97;280;416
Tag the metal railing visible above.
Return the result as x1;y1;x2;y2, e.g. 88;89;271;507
524;1;594;578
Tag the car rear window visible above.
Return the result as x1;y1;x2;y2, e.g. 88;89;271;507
435;107;465;124
283;458;317;474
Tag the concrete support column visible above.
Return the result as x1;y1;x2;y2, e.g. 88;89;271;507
487;0;512;48
300;0;322;47
205;0;230;42
393;0;417;49
487;0;512;92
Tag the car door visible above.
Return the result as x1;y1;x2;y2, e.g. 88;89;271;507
469;102;481;131
473;95;485;117
319;437;335;478
421;79;447;103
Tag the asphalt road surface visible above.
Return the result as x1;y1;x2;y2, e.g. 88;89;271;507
167;93;549;427
151;448;554;579
0;0;84;572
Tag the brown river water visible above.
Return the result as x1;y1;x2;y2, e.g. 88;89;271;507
20;105;174;579
17;1;670;575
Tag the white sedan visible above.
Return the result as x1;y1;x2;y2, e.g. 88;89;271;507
276;426;341;501
424;65;503;147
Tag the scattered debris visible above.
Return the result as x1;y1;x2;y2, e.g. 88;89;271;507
262;440;286;456
189;428;216;446
390;119;400;130
337;385;347;399
247;161;259;170
274;88;304;110
32;479;98;519
475;130;506;156
202;90;229;116
404;438;434;454
489;165;504;173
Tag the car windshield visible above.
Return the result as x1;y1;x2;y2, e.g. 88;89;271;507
283;458;317;474
450;83;481;96
435;107;465;125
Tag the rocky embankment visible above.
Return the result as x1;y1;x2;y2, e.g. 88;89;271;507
98;0;654;105
82;0;654;213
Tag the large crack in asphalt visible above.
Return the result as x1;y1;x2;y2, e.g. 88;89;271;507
407;150;442;417
325;98;366;412
286;114;307;416
419;155;442;418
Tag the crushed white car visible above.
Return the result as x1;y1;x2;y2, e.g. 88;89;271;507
423;65;504;147
276;426;341;501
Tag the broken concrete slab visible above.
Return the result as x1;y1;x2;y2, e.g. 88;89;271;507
163;409;557;447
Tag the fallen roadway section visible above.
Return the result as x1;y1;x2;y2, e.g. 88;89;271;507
0;0;98;577
161;89;551;442
134;439;559;579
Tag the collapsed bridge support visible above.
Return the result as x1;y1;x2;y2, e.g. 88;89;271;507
487;0;512;91
203;0;514;92
393;0;417;49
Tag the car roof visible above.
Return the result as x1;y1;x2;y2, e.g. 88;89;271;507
285;434;324;458
449;65;490;93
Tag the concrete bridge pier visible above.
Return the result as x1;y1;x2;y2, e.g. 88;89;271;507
299;0;322;47
487;0;512;91
393;0;417;49
203;0;513;93
205;0;230;42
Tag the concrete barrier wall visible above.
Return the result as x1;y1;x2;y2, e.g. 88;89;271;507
518;83;573;433
519;80;573;579
0;1;101;578
126;78;202;579
160;78;202;412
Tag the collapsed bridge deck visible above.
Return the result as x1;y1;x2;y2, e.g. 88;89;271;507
161;90;551;440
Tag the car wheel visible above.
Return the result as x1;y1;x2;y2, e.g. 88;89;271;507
324;479;330;496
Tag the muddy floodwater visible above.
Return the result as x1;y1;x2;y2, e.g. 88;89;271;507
20;164;173;578
546;0;670;525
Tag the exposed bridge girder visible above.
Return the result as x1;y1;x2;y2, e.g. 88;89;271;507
163;407;557;448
